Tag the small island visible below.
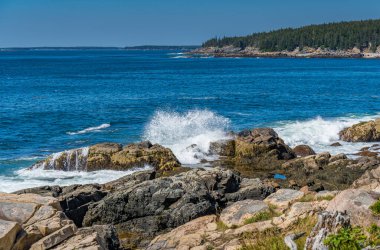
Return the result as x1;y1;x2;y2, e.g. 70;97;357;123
191;19;380;58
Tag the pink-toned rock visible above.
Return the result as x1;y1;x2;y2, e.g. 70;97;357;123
220;200;269;227
0;219;21;250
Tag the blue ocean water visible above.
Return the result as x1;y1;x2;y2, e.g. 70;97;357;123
0;49;379;192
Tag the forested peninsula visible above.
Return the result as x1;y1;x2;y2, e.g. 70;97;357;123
193;19;380;58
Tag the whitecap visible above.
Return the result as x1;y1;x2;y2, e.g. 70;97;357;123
67;123;110;135
273;113;380;156
142;109;231;164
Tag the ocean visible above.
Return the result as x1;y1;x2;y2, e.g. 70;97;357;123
0;49;379;192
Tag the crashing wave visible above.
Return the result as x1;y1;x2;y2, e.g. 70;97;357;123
274;114;380;155
31;147;89;171
142;109;231;164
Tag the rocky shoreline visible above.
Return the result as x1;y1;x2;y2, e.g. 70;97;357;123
1;119;380;249
189;46;380;59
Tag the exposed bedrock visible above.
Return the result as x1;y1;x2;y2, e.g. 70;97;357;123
29;141;181;172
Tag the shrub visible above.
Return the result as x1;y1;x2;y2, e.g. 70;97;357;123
324;227;367;250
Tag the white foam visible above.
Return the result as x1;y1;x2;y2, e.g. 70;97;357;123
143;110;231;164
273;114;380;156
0;165;152;193
67;123;110;135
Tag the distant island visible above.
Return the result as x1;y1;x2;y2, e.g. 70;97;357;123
0;45;200;51
192;19;380;58
124;45;199;50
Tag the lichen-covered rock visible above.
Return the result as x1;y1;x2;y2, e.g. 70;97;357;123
220;200;269;227
293;145;316;157
339;119;380;142
29;141;181;172
326;189;380;228
264;189;304;211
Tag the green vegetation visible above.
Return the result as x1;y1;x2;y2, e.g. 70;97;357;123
203;19;380;52
316;195;334;201
216;220;229;232
370;200;380;215
324;225;380;250
324;227;367;250
240;216;316;250
244;212;272;225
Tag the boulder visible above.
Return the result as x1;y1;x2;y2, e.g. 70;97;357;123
339;119;380;142
147;215;218;250
51;225;120;250
29;141;181;172
352;164;380;192
293;145;316;157
330;142;342;147
30;224;77;250
0;219;21;250
264;189;304;211
326;189;380;228
220;200;269;227
209;139;236;157
234;128;295;163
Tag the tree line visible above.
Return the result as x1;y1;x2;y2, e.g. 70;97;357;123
203;19;380;52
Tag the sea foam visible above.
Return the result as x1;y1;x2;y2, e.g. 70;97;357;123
274;114;380;155
67;123;110;135
143;110;231;164
0;165;152;193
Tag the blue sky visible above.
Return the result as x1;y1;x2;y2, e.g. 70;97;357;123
0;0;379;47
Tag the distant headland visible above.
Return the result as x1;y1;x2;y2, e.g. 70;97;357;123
191;19;380;58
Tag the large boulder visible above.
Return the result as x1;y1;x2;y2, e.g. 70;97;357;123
29;141;181;172
326;189;380;228
339;119;380;142
352;164;380;192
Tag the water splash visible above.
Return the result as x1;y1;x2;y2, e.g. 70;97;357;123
67;123;110;135
274;114;380;155
143;109;231;164
32;147;89;171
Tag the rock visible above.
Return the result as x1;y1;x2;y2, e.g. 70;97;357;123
209;139;236;157
147;215;217;250
326;189;380;228
229;220;273;235
224;178;273;203
0;201;39;224
0;219;21;250
81;168;272;248
293;145;316;157
0;193;61;210
352;164;380;192
235;128;295;163
275;201;328;229
305;211;350;250
355;150;378;157
328;153;347;163
51;225;120;250
339;119;380;142
30;224;77;250
29;141;181;172
330;142;342;147
220;200;269;227
264;189;304;211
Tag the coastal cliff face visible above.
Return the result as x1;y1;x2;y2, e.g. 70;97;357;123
191;45;380;58
2;120;380;249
